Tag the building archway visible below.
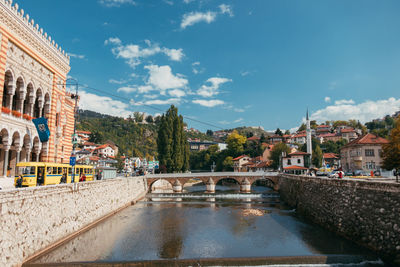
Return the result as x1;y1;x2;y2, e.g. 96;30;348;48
0;128;10;176
9;131;21;177
33;89;43;118
2;70;14;109
23;83;34;116
12;77;24;113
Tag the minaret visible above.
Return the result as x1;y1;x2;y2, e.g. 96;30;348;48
306;109;312;158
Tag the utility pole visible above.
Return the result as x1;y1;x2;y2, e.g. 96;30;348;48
67;78;78;183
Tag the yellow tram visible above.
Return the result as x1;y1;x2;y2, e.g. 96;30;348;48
15;162;94;187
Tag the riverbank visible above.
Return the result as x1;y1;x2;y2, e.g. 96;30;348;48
0;177;147;267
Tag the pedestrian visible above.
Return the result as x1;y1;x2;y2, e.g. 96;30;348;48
79;173;86;182
338;171;343;179
60;173;67;183
16;175;23;188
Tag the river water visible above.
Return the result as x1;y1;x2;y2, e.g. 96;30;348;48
32;184;384;266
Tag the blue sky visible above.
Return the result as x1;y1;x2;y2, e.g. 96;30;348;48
19;0;400;132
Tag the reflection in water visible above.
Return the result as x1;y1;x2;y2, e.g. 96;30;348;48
33;185;379;265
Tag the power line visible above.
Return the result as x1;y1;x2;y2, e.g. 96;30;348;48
72;83;225;130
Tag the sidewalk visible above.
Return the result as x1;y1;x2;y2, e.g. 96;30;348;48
0;176;15;190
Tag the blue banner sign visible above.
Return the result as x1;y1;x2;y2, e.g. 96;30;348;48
70;156;76;166
32;117;50;142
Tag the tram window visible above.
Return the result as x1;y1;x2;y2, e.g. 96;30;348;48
53;167;58;174
63;167;67;174
58;167;62;174
85;168;89;174
21;166;36;175
47;167;52;174
68;168;72;174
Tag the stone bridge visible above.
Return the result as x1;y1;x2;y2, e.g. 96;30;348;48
145;172;279;193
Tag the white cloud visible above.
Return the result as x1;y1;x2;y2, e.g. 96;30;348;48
79;90;131;117
192;61;204;74
197;77;232;97
99;0;136;7
105;38;184;68
311;97;400;123
192;99;225;107
219;4;234;17
181;11;217;29
169;89;186;98
104;37;122;45
334;99;354;105
234;118;243;123
324;96;331;103
180;4;234;29
164;0;174;5
145;98;181;105
69;53;85;59
145;65;188;92
183;0;193;3
234;108;244;112
109;79;127;84
117;86;136;93
162;48;184;61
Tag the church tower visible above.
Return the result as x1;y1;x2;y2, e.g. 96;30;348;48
306;109;313;158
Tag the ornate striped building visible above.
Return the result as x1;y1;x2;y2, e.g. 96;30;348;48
0;0;74;179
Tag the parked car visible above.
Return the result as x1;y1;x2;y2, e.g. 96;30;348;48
344;172;353;177
316;170;328;176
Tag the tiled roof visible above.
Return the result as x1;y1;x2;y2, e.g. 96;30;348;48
293;134;306;138
323;153;338;159
77;130;91;134
247;136;260;141
284;165;308;170
255;161;270;168
344;133;389;147
317;125;330;128
95;144;110;150
233;155;248;161
83;142;96;146
341;128;356;133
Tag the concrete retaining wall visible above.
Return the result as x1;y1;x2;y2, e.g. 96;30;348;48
278;175;400;264
0;177;147;266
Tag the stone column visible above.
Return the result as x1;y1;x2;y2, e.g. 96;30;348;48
206;177;215;193
27;95;35;116
240;178;251;193
16;91;25;114
172;179;182;193
25;148;31;162
3;145;10;177
5;83;15;110
38;100;43;117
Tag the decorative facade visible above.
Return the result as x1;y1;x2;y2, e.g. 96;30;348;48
0;0;73;178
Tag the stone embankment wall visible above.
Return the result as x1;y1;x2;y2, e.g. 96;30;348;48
278;174;400;264
0;177;147;267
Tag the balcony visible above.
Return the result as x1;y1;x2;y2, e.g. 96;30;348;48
352;156;363;162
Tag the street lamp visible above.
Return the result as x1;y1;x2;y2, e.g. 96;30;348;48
66;78;79;183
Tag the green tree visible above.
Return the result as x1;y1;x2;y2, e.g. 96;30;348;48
222;156;234;171
145;115;154;123
312;145;323;168
226;130;247;156
88;130;103;144
275;128;283;136
382;117;400;175
269;142;291;170
298;123;306;132
284;130;290;135
115;153;125;171
206;129;213;136
133;111;144;123
157;105;188;173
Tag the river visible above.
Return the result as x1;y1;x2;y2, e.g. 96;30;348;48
32;183;383;266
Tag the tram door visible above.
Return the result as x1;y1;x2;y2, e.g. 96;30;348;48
37;166;45;185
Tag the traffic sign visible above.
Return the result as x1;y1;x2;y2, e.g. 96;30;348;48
70;156;76;166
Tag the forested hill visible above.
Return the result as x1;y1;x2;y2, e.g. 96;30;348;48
76;110;213;158
76;110;159;158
